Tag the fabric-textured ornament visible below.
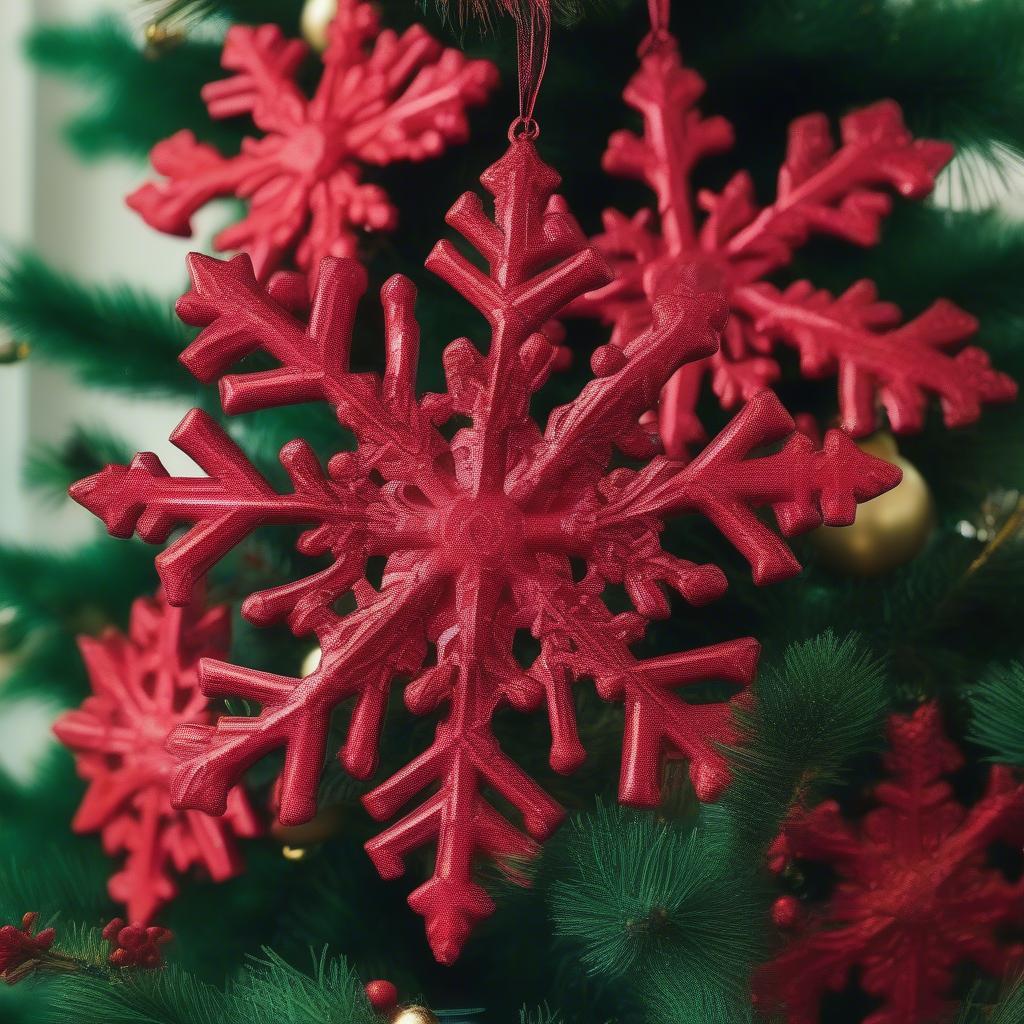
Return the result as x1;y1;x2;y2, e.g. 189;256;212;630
758;702;1024;1024
53;592;260;924
72;138;899;963
127;0;497;282
570;32;1016;458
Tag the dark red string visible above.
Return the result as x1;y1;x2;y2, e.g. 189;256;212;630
508;0;550;141
641;0;672;54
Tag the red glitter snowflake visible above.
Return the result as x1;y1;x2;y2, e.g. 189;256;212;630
758;702;1024;1024
72;137;899;963
53;592;260;924
570;33;1016;458
127;0;497;281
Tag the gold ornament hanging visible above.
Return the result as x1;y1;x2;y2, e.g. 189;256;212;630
301;645;322;677
143;20;186;59
300;0;338;51
810;432;934;576
391;1008;439;1024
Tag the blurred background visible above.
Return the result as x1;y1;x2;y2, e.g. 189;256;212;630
1;1;213;550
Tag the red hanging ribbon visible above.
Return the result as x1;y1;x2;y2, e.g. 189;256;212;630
508;0;551;141
641;0;672;54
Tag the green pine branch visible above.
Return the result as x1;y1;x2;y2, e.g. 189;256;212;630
0;252;197;399
24;425;134;506
548;803;761;1024
969;662;1024;765
35;948;382;1024
26;16;238;160
721;631;889;851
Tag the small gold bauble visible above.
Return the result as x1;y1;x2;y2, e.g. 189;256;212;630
143;21;185;59
281;845;307;861
0;339;30;364
391;1008;439;1024
271;803;346;846
810;432;935;576
300;0;338;52
301;645;322;677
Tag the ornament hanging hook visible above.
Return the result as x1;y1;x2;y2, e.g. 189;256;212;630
640;0;673;56
508;0;551;141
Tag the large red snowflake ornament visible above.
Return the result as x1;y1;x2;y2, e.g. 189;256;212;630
758;702;1024;1024
127;0;497;281
72;137;899;963
53;592;260;924
571;34;1016;458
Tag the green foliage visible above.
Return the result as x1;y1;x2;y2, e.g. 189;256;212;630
43;966;227;1024
26;17;236;159
36;948;379;1024
0;252;196;399
24;425;134;505
954;974;1024;1024
969;662;1024;765
723;632;889;850
0;539;156;641
548;803;761;1024
227;949;378;1024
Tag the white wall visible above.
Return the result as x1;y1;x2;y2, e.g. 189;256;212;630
1;0;212;546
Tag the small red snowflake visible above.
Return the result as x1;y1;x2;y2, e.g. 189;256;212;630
102;918;172;969
570;33;1016;458
758;702;1024;1024
0;913;56;985
53;592;260;924
72;137;898;963
127;0;497;281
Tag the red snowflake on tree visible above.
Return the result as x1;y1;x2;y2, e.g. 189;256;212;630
757;702;1024;1024
53;592;260;924
569;33;1016;458
127;0;497;281
72;137;899;963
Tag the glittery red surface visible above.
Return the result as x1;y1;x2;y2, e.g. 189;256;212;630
127;0;497;281
758;702;1024;1024
570;34;1016;458
53;592;260;924
72;137;898;963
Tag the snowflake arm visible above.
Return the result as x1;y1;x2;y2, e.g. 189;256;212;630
572;37;1015;455
53;594;259;924
734;281;1016;434
74;138;899;963
127;0;498;281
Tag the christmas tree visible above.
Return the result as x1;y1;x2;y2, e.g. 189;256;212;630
2;1;1024;1022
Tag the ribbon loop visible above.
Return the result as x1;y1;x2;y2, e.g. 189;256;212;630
510;0;551;140
640;0;673;55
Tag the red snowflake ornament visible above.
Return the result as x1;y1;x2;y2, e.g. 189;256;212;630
127;0;497;281
758;702;1024;1024
71;137;899;963
53;592;260;925
570;34;1016;458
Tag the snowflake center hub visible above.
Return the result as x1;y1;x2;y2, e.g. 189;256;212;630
439;493;526;566
279;123;349;179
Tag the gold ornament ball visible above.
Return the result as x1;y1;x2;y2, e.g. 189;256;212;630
810;432;934;576
301;0;337;51
301;644;322;677
391;1008;439;1024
